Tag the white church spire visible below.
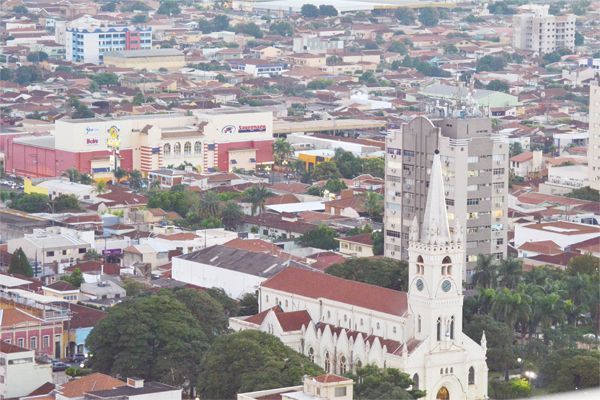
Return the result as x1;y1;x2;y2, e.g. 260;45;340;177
421;150;451;244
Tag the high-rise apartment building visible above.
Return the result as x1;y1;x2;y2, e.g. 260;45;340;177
512;5;576;55
66;25;152;64
384;116;509;281
589;80;600;191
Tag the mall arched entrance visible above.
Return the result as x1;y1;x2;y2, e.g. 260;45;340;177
436;386;450;400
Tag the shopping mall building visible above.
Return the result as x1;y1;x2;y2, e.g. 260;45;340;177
4;109;274;179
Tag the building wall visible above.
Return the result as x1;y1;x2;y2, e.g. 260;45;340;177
512;12;576;54
589;82;600;191
172;257;265;299
0;348;53;399
103;54;186;70
384;117;508;280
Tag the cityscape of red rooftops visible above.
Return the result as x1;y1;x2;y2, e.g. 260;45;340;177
0;1;599;399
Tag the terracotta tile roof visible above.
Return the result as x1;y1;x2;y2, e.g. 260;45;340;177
25;382;55;397
339;233;373;246
58;373;125;398
45;280;77;291
528;252;579;267
0;308;42;327
245;305;283;325
314;374;350;383
262;267;408;317
63;214;102;224
68;303;107;330
523;221;599;236
518;240;562;254
516;192;589;207
0;340;28;354
308;252;346;272
65;261;121;275
265;194;301;205
571;236;600;253
155;232;199;241
276;310;312;332
510;151;534;163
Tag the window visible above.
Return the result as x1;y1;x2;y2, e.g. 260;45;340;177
339;356;347;374
173;142;181;155
335;387;347;397
194;141;202;155
468;156;479;163
184;142;191;155
468;366;475;385
30;336;37;349
413;373;419;390
78;248;86;254
450;316;455;340
467;198;480;206
285;300;288;308
418;316;422;333
163;143;171;156
376;322;380;330
62;250;67;255
437;318;441;341
493;168;504;175
17;338;24;348
308;347;314;363
46;251;54;257
207;144;216;151
324;352;330;373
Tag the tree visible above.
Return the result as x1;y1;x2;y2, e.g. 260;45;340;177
113;167;127;182
566;186;599;201
361;157;384;178
15;66;43;85
120;1;151;12
571;0;591;16
269;21;294;36
197;330;323;399
206;287;240;317
80;173;93;184
234;23;263;38
244;184;273;216
86;293;208;392
169;288;228;341
12;5;28;14
9;248;33;277
497;258;523;289
68;97;94;119
157;0;181;15
326;55;343;66
372;231;383;256
221;201;244;230
388;41;408;55
197;191;221;219
418;8;439;27
540;349;600;392
395;8;416;25
487;79;510;93
313;161;341;181
488;2;516;15
85;249;101;261
359;71;378;85
9;193;49;213
131;14;148;24
63;268;84;288
272;138;294;166
567;254;599;276
323;178;347;194
238;292;259;316
53;194;81;212
94;181;107;195
575;32;584;46
333;149;362;179
301;4;320;18
100;2;117;12
464;315;515;380
90;72;119;86
63;168;80;183
128;170;143;191
364;191;383;220
318;5;338;17
27;51;48;63
471;254;498;289
477;55;507;72
509;142;523;157
349;364;425;399
296;225;338;250
327;257;408;291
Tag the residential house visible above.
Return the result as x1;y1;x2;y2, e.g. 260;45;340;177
337;233;375;257
80;278;126;303
238;374;353;400
55;372;126;400
84;377;182;400
0;341;53;400
241;213;316;241
42;280;80;302
65;303;107;358
509;150;543;177
324;191;368;218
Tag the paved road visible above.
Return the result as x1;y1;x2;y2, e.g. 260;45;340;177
530;388;600;399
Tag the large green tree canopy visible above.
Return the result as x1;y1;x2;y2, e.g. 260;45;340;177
198;330;323;399
326;257;408;291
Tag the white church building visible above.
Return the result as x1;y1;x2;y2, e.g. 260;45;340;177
230;152;488;400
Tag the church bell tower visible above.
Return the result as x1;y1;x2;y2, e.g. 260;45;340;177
407;151;465;347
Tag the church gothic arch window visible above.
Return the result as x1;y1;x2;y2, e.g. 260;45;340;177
437;317;441;341
324;352;331;373
163;143;171;157
173;142;181;156
194;141;201;155
450;316;455;340
417;255;424;274
339;356;347;375
412;373;419;390
418;316;422;333
308;347;314;363
468;366;475;385
184;141;191;155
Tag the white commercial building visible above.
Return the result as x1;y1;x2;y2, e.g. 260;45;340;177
541;164;589;195
514;221;600;250
230;154;488;400
512;5;576;54
0;342;52;399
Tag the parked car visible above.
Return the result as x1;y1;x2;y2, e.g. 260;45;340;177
52;361;69;372
70;353;86;363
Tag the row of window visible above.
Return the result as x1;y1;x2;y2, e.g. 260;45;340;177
4;335;51;349
163;142;202;157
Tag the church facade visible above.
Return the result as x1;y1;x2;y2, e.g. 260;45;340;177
230;153;488;400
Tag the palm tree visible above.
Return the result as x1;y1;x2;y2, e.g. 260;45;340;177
491;288;531;333
497;257;523;289
471;254;498;289
128;170;143;191
79;173;93;185
94;181;107;195
221;201;244;230
244;184;273;215
113;167;127;183
63;168;80;183
272;138;294;167
198;191;221;219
